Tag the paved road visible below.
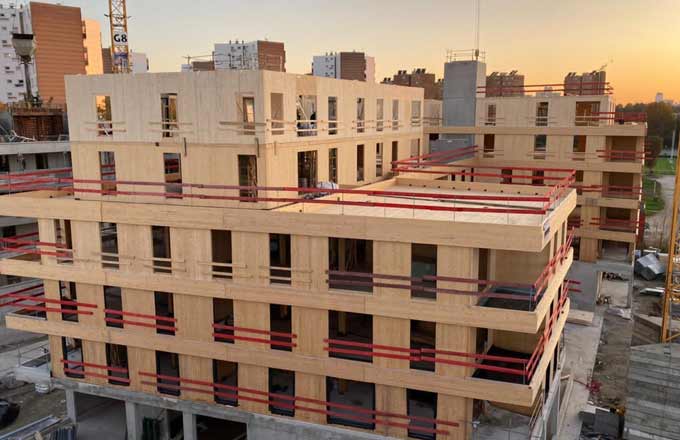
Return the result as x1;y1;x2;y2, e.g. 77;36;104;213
644;174;676;249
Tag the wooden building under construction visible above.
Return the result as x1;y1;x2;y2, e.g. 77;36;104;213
0;71;575;439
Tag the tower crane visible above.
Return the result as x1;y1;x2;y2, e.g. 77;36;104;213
661;153;680;342
106;0;130;73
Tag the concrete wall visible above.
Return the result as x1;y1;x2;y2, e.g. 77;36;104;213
61;379;396;440
625;344;680;440
431;60;485;152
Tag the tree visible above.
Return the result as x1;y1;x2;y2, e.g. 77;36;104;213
646;102;676;148
645;135;663;169
617;101;677;149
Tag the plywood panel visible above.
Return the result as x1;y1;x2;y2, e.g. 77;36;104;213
82;340;107;386
121;288;155;335
71;220;100;271
239;364;268;413
179;355;213;403
293;306;327;357
38;218;57;266
437;395;471;440
437;246;478;307
43;279;61;322
374;241;410;302
80;284;105;329
117;224;153;274
175;293;212;341
232;231;268;286
127;346;156;393
375;384;406;438
49;335;64;377
295;373;326;424
233;301;269;351
291;235;326;291
437;246;477;377
373;316;409;369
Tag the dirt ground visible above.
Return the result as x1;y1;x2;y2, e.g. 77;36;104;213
588;277;664;409
0;383;66;434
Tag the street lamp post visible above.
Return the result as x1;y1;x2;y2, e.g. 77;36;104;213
11;33;35;106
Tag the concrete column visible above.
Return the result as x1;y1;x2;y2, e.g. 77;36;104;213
182;412;197;440
547;381;561;439
125;401;142;440
65;389;77;423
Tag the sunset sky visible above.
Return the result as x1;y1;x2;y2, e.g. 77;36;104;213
47;0;680;104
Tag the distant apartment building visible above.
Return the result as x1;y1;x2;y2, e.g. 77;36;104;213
213;40;285;72
29;2;87;105
0;3;113;104
0;3;37;103
130;52;149;74
182;60;214;72
83;19;103;75
102;47;113;74
383;68;442;100
564;71;607;96
312;51;375;82
485;71;525;97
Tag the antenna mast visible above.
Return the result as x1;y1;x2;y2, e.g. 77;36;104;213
474;0;480;60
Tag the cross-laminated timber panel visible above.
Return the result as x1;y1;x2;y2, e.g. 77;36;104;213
0;246;572;335
9;311;567;408
0;192;575;253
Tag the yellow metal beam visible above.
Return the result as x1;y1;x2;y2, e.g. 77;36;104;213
661;152;680;342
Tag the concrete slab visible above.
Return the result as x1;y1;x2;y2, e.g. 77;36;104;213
558;312;605;439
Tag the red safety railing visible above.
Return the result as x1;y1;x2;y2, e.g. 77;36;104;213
596;149;648;162
533;230;574;298
327;229;574;309
0;233;73;259
478;82;613;97
324;338;531;378
391;145;479;168
0;167;73;194
212;324;297;348
137;372;457;435
524;280;572;381
324;277;575;385
573;184;643;199
592;112;647;123
0;283;96;316
568;218;584;229
61;359;130;384
392;150;576;212
590;217;642;234
104;309;177;333
0;167;565;216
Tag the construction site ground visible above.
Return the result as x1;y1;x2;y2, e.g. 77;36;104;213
0;317;66;435
575;275;665;438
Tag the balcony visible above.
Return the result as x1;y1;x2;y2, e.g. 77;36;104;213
324;230;572;314
322;280;572;387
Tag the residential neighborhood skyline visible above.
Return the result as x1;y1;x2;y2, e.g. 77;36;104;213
23;0;680;104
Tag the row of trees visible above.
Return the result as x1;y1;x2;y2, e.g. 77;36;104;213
616;102;680;161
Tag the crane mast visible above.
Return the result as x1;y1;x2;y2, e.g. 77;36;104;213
108;0;130;73
661;151;680;342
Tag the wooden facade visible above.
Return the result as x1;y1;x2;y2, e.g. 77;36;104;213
1;71;577;440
